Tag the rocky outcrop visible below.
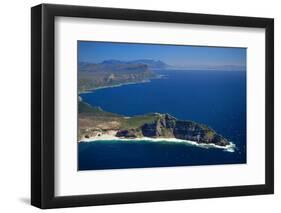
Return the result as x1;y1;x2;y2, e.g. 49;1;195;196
118;113;230;146
79;100;230;146
141;114;175;137
116;129;142;138
172;120;229;146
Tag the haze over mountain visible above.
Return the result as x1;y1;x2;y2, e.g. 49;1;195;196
78;60;165;92
78;58;246;92
79;59;169;71
79;58;245;72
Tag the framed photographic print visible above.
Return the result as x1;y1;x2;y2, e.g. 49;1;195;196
31;4;274;209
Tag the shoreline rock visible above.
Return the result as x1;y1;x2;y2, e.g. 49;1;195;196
116;113;230;146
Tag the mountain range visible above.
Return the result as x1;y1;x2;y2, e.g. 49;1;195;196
78;59;168;92
79;59;169;71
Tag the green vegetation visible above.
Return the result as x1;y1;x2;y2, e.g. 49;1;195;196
205;130;215;140
78;101;121;117
78;61;156;92
120;114;159;129
78;101;102;113
79;99;159;129
78;100;229;146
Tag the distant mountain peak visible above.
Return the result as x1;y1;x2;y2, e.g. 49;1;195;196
99;59;168;69
101;59;123;64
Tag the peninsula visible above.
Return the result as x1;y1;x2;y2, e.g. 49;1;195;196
78;59;232;149
78;59;168;92
78;100;231;147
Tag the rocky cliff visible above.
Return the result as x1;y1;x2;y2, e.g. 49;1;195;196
116;114;229;146
78;61;156;92
79;100;230;146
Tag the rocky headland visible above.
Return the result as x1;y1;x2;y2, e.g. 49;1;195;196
78;60;166;92
78;59;231;147
78;101;230;147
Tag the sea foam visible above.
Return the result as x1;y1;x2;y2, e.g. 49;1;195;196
80;136;236;152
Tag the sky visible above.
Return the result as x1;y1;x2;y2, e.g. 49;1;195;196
78;41;246;70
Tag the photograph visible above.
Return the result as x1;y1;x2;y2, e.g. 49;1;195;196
30;3;274;209
77;41;247;170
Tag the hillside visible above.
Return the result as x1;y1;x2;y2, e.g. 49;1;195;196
78;59;170;92
78;101;230;147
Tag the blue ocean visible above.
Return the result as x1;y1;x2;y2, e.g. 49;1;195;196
78;70;246;170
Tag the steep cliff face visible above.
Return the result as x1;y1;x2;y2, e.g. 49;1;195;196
172;120;229;146
78;61;156;92
130;114;229;146
141;114;176;138
79;100;230;146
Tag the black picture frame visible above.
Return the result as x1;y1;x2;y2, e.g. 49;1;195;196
31;3;274;209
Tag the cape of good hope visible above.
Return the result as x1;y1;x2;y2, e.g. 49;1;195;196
78;60;230;147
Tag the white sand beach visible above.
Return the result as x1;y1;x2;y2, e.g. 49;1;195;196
79;133;236;152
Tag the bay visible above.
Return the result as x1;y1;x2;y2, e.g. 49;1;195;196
79;70;246;170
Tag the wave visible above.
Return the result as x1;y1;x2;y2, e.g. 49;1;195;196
79;137;236;152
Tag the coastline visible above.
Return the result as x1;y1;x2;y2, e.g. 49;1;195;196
78;135;236;153
78;72;236;153
78;74;166;95
78;80;150;95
